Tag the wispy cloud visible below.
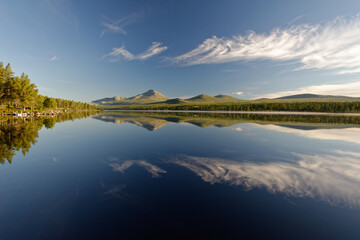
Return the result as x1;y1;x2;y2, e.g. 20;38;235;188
137;42;168;60
258;80;360;98
172;13;360;74
233;91;244;95
287;15;305;26
49;56;57;61
100;12;143;37
108;157;166;178
105;42;168;62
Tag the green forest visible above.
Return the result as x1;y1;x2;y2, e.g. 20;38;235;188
0;62;100;113
106;101;360;113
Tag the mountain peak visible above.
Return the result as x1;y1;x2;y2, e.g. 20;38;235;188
188;94;215;100
142;89;158;96
275;93;359;100
128;89;168;101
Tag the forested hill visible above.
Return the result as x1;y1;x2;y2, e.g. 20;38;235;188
276;94;360;100
0;62;100;113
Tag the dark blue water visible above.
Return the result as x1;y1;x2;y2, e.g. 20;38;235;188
1;112;360;239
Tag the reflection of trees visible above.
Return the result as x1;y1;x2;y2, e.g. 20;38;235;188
43;118;56;129
94;111;360;131
0;118;41;164
0;111;96;164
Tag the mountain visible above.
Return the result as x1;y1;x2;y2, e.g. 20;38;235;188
214;95;243;101
183;94;242;104
187;94;216;101
93;91;360;107
92;90;169;105
163;98;188;104
128;89;168;101
92;96;127;104
93;90;242;106
275;93;360;101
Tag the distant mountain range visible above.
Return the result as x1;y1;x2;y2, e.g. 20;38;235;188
92;90;243;105
92;90;360;106
275;93;360;100
92;90;169;105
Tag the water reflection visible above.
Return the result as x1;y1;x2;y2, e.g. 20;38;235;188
2;111;360;238
258;124;360;144
108;157;166;178
4;111;360;208
94;112;360;208
169;151;360;208
94;111;360;131
0;111;96;164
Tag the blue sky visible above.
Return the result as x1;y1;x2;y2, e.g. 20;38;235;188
1;0;360;101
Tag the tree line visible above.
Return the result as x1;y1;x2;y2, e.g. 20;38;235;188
0;62;100;112
108;101;360;113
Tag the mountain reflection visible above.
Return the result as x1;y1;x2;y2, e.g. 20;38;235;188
0;112;95;164
94;111;360;131
170;152;360;208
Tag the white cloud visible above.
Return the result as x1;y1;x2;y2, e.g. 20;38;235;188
50;56;57;61
101;22;127;35
233;91;244;95
100;12;143;37
258;80;360;98
287;15;305;26
108;158;166;178
171;152;360;208
137;42;168;60
108;47;135;60
105;42;167;62
172;13;360;74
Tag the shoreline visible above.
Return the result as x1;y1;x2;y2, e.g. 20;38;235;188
104;109;360;116
1;109;101;117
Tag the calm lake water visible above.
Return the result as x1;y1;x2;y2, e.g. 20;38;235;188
1;111;360;239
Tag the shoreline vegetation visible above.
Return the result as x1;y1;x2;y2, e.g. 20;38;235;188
0;62;101;116
93;90;360;114
102;101;360;113
106;109;360;116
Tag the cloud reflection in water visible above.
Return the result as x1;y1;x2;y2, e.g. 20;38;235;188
170;151;360;208
108;157;166;178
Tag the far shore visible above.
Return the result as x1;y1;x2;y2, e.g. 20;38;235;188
105;109;360;116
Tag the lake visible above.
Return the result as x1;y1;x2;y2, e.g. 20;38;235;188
1;111;360;239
